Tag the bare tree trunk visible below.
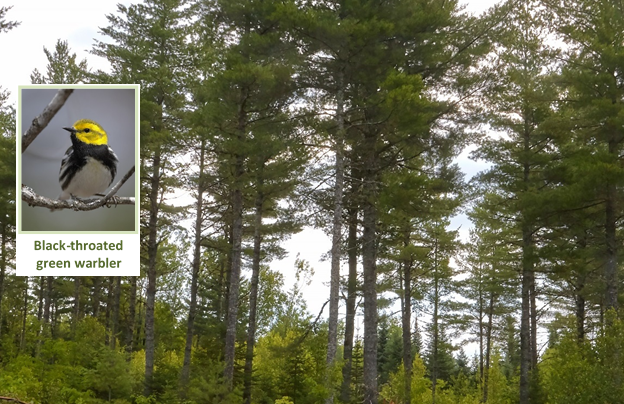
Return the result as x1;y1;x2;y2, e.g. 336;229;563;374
181;141;206;393
51;296;58;338
43;276;52;328
126;276;137;356
362;132;378;404
519;117;534;404
529;268;539;392
35;277;45;357
401;228;413;404
243;168;265;404
431;237;439;404
483;293;495;403
20;279;28;351
326;70;345;404
340;203;358;403
224;88;248;388
92;277;101;318
478;271;485;401
520;223;532;404
111;277;121;349
37;277;44;323
576;278;585;343
72;277;81;335
0;224;5;339
106;277;114;346
145;147;162;396
604;149;618;314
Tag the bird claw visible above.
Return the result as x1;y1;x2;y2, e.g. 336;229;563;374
105;195;121;208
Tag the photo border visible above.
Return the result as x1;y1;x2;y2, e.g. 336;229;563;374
16;84;140;235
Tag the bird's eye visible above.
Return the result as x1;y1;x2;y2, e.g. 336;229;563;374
84;128;91;133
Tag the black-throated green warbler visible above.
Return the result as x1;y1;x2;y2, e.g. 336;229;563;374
58;119;118;201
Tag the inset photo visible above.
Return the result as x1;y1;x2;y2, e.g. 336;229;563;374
18;86;139;232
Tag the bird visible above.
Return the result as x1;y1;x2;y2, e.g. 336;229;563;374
57;119;118;201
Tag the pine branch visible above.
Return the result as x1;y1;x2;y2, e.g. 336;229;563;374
22;89;74;152
22;166;136;211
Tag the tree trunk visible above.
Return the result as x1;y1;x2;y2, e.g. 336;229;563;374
72;277;81;335
431;237;439;404
106;276;114;346
478;269;484;401
529;267;539;397
92;276;101;318
243;167;265;404
604;146;618;314
402;228;413;404
575;281;585;343
340;202;358;403
0;224;5;339
20;279;28;351
181;141;206;393
519;115;534;404
43;276;52;328
362;132;378;404
483;293;495;403
35;277;45;357
520;222;533;404
126;276;137;356
37;277;44;323
224;90;248;388
145;146;162;396
326;69;345;404
112;277;121;349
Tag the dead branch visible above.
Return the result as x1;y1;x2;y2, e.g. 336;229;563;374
22;89;74;152
22;166;136;211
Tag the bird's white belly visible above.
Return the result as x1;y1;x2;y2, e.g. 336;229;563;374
62;157;112;198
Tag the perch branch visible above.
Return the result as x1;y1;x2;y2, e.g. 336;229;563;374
22;166;136;211
22;89;74;152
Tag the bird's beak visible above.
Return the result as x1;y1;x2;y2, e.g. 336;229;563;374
63;127;76;134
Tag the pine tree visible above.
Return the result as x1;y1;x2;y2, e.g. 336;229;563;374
30;39;88;84
92;0;191;394
472;1;560;401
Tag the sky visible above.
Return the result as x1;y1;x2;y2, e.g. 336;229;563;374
2;0;500;331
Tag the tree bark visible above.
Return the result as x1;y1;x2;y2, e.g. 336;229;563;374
401;228;413;404
181;141;206;393
483;293;495;403
0;224;7;337
520;222;533;404
111;277;121;349
362;132;378;404
223;89;248;388
530;270;538;369
0;224;5;339
105;277;114;346
243;166;265;404
478;269;484;400
20;280;28;351
43;276;52;328
72;277;81;336
126;276;137;355
340;201;358;403
431;237;439;404
145;146;162;396
326;69;345;404
604;143;618;314
92;277;101;318
37;277;44;323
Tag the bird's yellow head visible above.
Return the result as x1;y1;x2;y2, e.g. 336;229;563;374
64;119;108;146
